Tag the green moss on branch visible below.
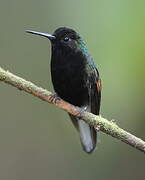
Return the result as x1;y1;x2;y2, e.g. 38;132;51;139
0;66;145;154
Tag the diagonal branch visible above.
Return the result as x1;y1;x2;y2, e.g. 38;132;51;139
0;66;145;154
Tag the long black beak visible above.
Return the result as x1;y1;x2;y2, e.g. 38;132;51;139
25;30;56;40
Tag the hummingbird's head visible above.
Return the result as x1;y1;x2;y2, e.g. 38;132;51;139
26;27;88;55
52;27;80;50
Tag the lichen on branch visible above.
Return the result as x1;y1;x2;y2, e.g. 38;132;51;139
0;66;145;154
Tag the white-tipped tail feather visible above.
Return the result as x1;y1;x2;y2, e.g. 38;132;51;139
69;114;97;153
78;119;96;153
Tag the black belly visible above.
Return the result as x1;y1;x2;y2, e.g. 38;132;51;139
51;66;89;107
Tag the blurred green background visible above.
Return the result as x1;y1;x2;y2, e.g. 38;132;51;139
0;0;145;179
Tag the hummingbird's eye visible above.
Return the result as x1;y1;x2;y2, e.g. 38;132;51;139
63;37;70;42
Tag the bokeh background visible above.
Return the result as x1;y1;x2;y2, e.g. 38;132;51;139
0;0;145;179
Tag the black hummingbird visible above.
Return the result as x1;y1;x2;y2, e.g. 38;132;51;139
26;27;101;153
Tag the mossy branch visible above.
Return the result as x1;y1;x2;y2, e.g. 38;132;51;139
0;66;145;154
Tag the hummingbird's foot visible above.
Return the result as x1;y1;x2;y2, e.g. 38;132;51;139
49;94;61;104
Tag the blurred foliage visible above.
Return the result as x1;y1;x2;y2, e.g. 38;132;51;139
0;0;145;180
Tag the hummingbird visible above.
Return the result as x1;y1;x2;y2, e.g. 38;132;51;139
26;27;101;153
